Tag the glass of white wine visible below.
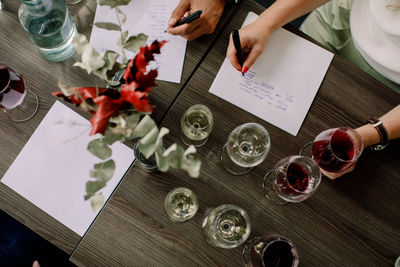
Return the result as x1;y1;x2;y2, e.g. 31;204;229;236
164;187;198;222
180;104;214;147
202;204;251;249
221;123;271;175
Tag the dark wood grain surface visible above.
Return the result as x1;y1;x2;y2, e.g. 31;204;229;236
0;0;237;255
70;0;400;266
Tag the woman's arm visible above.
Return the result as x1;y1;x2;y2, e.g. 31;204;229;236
227;0;330;72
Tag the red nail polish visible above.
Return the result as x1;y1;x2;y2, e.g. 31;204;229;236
243;67;249;74
236;68;241;72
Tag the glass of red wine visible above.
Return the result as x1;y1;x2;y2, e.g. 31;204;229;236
242;234;299;267
263;155;321;204
0;63;38;122
300;127;363;174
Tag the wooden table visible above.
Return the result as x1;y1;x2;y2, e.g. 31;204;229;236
0;0;237;256
69;0;400;266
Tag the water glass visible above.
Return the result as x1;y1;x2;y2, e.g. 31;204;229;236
300;127;363;173
221;122;270;175
0;64;38;122
180;104;214;147
202;204;251;249
164;187;198;222
263;155;321;204
133;142;158;172
242;234;299;267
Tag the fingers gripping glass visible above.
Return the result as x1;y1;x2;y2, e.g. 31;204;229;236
299;127;363;174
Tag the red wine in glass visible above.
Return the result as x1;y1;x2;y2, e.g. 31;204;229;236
0;63;38;122
0;64;26;109
243;235;299;267
312;128;362;173
263;156;321;204
277;162;310;195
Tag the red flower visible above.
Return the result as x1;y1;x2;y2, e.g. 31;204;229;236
120;82;155;113
89;95;124;135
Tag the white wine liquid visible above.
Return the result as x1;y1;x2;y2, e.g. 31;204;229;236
181;109;212;141
227;126;269;168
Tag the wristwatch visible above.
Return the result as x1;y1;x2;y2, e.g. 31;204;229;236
367;117;389;150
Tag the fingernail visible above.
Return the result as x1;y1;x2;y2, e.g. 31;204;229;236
243;67;249;74
168;18;175;25
236;68;241;72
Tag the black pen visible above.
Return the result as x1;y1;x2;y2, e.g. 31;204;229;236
232;28;244;76
174;10;202;27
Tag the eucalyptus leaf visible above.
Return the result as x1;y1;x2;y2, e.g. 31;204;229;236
138;127;169;159
73;34;105;75
95;22;121;31
131;115;157;139
86;180;107;197
104;126;125;145
97;0;131;7
124;34;148;53
88;138;112;160
92;50;120;81
90;194;105;213
90;159;116;182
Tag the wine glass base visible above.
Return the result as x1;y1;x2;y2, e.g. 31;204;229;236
221;144;253;175
180;132;209;148
3;89;39;122
262;170;288;205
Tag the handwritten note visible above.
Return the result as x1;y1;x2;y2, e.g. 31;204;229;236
1;101;135;236
209;12;334;136
90;0;186;83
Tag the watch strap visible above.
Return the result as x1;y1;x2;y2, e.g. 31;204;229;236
367;117;389;150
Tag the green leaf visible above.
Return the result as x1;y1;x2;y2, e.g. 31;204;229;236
117;30;129;48
90;159;116;182
124;34;148;53
92;50;120;82
104;126;125;145
85;180;107;199
95;22;121;31
97;0;131;7
139;127;169;159
131;115;157;139
73;34;105;75
88;138;112;160
90;194;105;213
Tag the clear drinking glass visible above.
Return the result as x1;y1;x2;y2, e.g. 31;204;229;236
133;142;158;172
242;234;299;267
0;63;38;122
262;155;321;204
202;204;251;248
221;122;270;175
300;127;363;174
164;187;198;222
180;104;214;147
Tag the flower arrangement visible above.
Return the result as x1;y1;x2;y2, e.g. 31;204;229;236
53;0;201;212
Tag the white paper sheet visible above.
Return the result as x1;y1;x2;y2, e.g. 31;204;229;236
209;12;334;136
90;0;186;84
1;101;135;236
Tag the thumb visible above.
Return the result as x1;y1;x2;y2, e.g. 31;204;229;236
242;45;264;73
169;0;190;26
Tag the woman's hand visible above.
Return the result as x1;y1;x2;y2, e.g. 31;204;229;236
226;19;272;73
167;0;226;40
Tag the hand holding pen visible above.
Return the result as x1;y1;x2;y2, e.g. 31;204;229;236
227;22;272;75
167;0;226;40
